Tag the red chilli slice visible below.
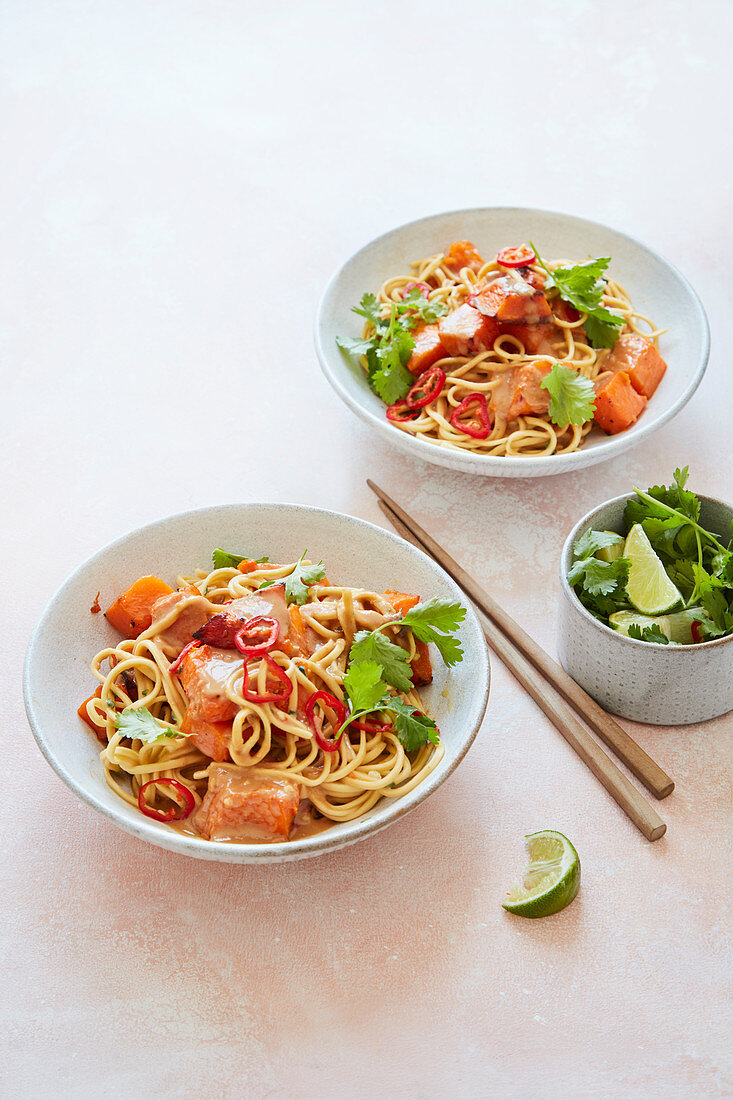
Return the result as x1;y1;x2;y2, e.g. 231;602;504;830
305;690;348;753
138;778;195;822
496;245;536;268
234;616;280;657
168;639;201;674
691;620;703;644
449;392;492;439
386;399;421;424
401;281;430;299
241;653;292;707
351;718;394;734
406;365;446;410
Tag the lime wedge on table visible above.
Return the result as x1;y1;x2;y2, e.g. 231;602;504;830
595;533;624;563
502;831;580;918
624;523;683;614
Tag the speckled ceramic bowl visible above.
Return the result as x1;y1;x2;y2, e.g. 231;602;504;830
24;503;490;863
559;493;733;725
315;207;710;478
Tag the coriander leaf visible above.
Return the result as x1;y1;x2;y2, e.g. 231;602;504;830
691;563;733;634
544;256;612;302
336;334;378;357
531;244;624;349
343;660;388;715
259;551;326;605
712;551;733;585
397;288;447;325
349;630;413;693
567;557;630;617
584;308;626;350
115;706;178;744
573;528;624;560
371;327;415;405
580;558;630;596
386;697;440;752
627;623;670;645
212;548;269;569
400;598;466;667
541;363;596;428
352;292;385;330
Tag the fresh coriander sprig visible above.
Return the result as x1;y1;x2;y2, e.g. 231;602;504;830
259;551;326;605
115;706;180;744
629;487;727;555
212;548;269;569
530;242;624;348
540;363;596;428
337;290;447;406
337;597;465;751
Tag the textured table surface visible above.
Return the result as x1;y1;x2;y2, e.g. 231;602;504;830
2;2;731;1097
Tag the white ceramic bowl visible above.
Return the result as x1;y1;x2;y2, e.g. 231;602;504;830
558;493;733;724
315;207;710;478
24;503;490;863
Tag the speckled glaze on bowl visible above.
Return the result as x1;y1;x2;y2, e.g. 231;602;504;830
559;493;733;725
315;207;710;478
24;504;490;863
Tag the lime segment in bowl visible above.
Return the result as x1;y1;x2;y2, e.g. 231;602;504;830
502;830;581;918
624;523;683;614
609;606;711;643
594;533;624;562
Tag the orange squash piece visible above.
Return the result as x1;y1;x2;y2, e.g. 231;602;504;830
443;240;485;274
383;591;420;615
105;575;174;638
77;687;108;743
593;371;647;434
181;707;232;762
604;334;667;398
410;640;433;686
237;559;258;573
407;324;446;376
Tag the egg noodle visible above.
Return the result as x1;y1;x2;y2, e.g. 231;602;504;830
83;559;442;834
371;251;663;456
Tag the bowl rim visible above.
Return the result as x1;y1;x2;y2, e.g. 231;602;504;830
314;205;711;476
559;490;733;651
23;501;491;863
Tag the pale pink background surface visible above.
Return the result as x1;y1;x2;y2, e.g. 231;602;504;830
2;3;732;1097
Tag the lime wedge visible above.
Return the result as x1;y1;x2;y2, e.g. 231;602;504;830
595;533;624;563
609;610;672;640
502;831;580;918
665;606;711;644
624;524;683;614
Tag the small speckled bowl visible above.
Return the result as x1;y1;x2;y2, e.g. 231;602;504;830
558;493;733;725
24;503;490;863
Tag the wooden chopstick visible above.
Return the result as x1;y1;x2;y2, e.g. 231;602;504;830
370;491;669;843
368;479;674;801
376;498;665;842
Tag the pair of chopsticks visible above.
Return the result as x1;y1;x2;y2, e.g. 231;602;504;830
367;480;673;842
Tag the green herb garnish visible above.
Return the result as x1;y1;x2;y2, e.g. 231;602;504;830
259;550;326;606
531;244;624;348
115;706;179;744
541;363;596;429
212;548;269;569
338;598;465;751
627;623;670;645
337;290;447;405
568;467;733;641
